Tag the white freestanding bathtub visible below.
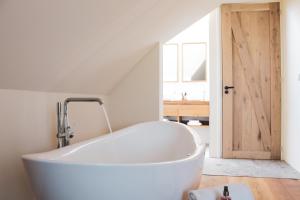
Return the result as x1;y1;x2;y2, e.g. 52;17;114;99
22;121;206;200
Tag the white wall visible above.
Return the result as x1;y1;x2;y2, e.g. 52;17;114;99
0;89;110;200
109;44;161;130
281;0;300;172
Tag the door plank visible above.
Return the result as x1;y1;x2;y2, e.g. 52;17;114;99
231;12;271;151
231;3;271;12
232;150;271;159
222;4;234;158
269;3;281;159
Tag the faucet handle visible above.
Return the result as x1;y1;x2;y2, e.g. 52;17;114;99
69;133;74;139
67;126;74;139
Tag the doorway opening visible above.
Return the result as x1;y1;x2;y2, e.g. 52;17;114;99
162;13;212;155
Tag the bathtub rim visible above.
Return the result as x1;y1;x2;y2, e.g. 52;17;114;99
22;121;206;167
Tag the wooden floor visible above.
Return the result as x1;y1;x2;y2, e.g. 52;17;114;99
199;175;300;200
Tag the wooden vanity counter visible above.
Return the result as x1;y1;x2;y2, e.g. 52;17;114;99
163;100;209;120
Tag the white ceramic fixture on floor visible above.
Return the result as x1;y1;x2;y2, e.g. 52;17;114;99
22;121;206;200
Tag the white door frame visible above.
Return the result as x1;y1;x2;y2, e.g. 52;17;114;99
208;7;223;158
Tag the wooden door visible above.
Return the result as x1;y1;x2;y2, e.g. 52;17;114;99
222;3;281;159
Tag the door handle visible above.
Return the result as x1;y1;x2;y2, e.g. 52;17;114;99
224;86;235;94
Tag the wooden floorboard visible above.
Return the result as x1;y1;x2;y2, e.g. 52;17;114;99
199;175;300;200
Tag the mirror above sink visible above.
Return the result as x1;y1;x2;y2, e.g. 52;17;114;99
182;43;207;82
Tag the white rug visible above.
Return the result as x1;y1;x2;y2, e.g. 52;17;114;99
203;157;300;179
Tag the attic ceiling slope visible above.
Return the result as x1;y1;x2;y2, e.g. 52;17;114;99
0;0;274;94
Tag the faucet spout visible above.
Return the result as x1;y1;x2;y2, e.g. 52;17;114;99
64;97;103;106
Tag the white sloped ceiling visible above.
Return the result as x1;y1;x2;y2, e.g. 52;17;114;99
0;0;272;94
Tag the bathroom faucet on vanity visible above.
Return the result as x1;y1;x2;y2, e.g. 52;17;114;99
56;97;112;148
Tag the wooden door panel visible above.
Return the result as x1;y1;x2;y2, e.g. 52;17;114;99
231;12;272;151
222;3;281;159
233;11;271;152
233;44;263;152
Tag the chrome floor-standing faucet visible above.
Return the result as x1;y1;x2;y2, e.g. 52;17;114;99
56;97;112;148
